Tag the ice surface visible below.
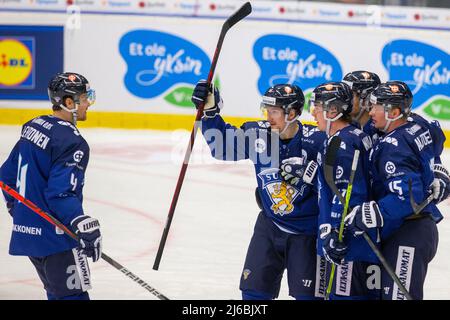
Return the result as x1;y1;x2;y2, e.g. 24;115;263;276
0;125;449;300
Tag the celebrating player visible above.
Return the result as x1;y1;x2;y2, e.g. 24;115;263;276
191;80;326;300
310;81;379;299
344;81;445;299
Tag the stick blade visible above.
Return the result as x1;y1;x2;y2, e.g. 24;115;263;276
325;136;342;167
224;2;252;30
324;136;345;204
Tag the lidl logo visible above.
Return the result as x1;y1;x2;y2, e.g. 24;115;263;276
0;37;34;88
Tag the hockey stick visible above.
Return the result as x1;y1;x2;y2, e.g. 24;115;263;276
408;179;434;215
152;1;252;271
0;181;169;300
324;144;360;300
323;136;413;300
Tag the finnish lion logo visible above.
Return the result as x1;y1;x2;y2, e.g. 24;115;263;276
269;181;296;215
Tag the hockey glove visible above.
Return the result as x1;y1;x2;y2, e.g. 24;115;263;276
191;80;223;119
280;157;318;186
320;224;348;266
344;201;383;237
432;164;450;204
71;215;102;262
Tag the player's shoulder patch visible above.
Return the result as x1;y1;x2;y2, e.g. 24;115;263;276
241;120;270;131
361;135;372;151
55;120;81;137
302;123;320;137
405;124;421;136
349;127;364;137
380;135;399;147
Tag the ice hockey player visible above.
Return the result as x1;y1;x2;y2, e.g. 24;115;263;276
0;72;101;300
309;81;379;299
191;80;326;300
344;81;445;299
343;70;381;132
344;72;449;209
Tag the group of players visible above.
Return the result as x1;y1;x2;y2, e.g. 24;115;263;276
191;70;449;300
0;70;448;300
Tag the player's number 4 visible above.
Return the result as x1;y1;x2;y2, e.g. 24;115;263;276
16;154;28;198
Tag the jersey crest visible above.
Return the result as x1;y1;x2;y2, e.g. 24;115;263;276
258;168;302;216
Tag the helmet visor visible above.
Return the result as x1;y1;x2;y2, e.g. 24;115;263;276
86;89;96;105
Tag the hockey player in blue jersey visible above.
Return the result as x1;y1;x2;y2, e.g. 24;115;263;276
344;81;445;299
191;81;327;300
0;72;101;300
344;72;449;207
308;81;379;299
343;70;381;131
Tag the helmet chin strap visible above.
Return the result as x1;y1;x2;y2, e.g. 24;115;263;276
59;103;79;126
279;114;300;136
382;111;403;132
324;110;343;136
353;97;367;122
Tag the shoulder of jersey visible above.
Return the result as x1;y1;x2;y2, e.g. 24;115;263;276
378;122;421;150
302;123;325;139
337;126;371;152
32;116;84;144
241;120;271;131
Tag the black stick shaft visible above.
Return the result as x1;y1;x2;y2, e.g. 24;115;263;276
152;2;252;271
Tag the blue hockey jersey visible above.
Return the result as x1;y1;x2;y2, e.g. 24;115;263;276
316;125;379;263
200;115;326;235
363;113;445;163
0;115;89;257
369;121;443;239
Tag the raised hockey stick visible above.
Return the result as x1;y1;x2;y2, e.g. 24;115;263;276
324;143;360;300
408;179;434;215
0;181;169;300
152;1;252;271
323;136;413;300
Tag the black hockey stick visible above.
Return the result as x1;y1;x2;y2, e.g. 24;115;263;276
408;179;434;215
324;136;413;300
0;181;169;300
153;2;252;271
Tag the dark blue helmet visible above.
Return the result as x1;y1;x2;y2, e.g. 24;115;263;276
261;84;305;115
48;72;95;106
310;81;353;116
369;81;413;115
343;70;381;98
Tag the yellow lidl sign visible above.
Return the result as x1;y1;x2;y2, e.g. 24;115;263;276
0;38;34;88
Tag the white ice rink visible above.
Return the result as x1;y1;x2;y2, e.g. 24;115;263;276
1;124;449;300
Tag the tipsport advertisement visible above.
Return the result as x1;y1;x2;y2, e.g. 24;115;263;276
0;26;63;100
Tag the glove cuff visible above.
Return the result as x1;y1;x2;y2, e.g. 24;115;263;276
433;164;450;180
71;215;100;234
303;161;318;185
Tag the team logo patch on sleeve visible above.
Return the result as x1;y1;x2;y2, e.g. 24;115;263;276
385;161;396;174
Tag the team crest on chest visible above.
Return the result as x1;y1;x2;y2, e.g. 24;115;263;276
258;168;300;216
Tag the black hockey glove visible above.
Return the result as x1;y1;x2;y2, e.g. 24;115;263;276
432;164;450;204
71;215;102;262
191;80;223;119
344;201;383;237
320;224;348;266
